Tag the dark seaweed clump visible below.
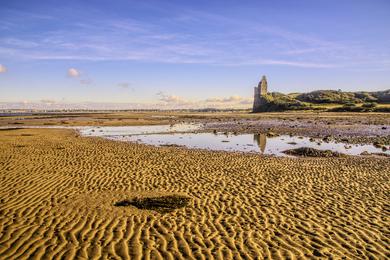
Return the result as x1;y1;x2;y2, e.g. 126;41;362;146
0;128;21;131
114;195;191;213
283;147;344;157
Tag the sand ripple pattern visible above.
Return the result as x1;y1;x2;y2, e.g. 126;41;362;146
0;129;389;259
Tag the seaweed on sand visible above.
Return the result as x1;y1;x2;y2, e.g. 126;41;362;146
114;195;191;213
283;147;344;157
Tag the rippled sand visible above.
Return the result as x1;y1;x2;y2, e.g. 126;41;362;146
0;128;389;259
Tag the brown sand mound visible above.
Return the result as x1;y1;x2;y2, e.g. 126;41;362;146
283;147;344;157
0;128;389;259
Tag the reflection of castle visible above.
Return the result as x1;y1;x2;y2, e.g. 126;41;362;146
254;134;267;153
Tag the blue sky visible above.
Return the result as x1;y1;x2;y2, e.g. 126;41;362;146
0;0;389;108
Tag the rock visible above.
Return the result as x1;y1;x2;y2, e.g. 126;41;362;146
266;131;279;137
372;152;390;157
361;151;390;157
160;144;184;148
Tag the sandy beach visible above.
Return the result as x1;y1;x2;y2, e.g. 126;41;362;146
2;0;390;258
1;127;389;259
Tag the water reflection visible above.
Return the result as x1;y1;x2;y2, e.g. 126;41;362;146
254;134;266;154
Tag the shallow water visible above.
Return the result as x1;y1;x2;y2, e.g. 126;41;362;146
81;124;389;157
78;123;200;136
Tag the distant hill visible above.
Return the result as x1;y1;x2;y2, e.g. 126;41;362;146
254;92;308;112
256;89;390;112
294;90;390;104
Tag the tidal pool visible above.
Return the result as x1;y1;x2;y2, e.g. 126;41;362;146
82;125;389;157
78;123;201;136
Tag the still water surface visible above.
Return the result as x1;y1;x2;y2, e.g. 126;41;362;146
80;124;389;157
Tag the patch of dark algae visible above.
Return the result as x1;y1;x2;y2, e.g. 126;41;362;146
114;195;191;213
283;147;345;157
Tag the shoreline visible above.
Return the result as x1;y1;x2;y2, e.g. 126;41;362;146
1;111;389;145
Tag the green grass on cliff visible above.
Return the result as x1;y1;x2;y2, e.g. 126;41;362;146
257;90;390;112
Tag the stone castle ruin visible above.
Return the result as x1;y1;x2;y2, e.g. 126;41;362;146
252;75;268;112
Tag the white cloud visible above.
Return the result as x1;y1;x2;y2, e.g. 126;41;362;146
40;99;56;105
0;93;254;110
67;68;80;77
67;68;93;85
206;95;245;103
0;64;7;73
155;92;252;109
160;95;184;103
239;99;252;105
156;92;193;106
159;94;189;104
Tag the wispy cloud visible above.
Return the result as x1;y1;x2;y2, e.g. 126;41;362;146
233;59;338;68
206;95;246;103
79;79;93;85
1;6;389;70
156;92;252;109
117;82;130;88
0;91;254;110
117;82;135;92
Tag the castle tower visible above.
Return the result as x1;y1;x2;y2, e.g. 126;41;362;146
258;75;268;95
253;75;268;112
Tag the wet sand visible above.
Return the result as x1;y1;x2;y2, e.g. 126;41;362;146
0;128;389;259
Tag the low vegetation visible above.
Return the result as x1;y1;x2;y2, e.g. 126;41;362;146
257;89;389;112
256;93;310;112
295;90;389;104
